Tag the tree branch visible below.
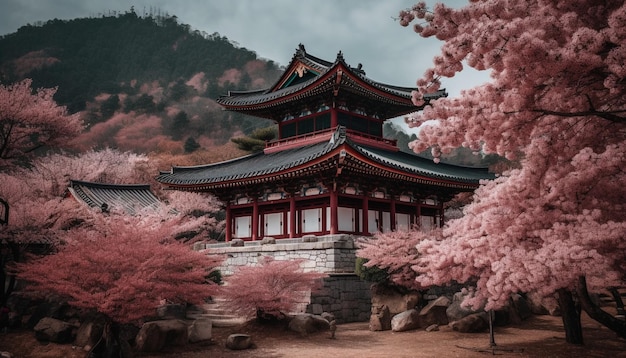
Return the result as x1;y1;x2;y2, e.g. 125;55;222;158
532;109;626;124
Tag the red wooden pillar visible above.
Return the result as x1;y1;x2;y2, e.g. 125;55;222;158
330;190;338;234
252;198;259;240
416;204;422;230
289;195;297;238
390;196;396;232
362;193;369;235
225;202;231;242
330;108;338;128
439;201;445;228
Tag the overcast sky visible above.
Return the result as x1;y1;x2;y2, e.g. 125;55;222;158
0;0;491;97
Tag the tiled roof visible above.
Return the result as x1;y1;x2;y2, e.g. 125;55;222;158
156;136;343;187
352;144;493;184
156;127;493;189
215;45;447;119
68;180;160;214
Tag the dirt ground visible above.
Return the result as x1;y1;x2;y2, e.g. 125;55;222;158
1;313;625;358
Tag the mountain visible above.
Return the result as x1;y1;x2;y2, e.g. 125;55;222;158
0;8;281;159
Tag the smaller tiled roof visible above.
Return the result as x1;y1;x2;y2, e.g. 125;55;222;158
68;180;160;214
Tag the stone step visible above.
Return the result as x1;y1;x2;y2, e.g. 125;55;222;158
186;299;247;327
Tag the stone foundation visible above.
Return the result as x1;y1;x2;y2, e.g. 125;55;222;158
196;234;358;275
307;274;371;323
196;234;370;323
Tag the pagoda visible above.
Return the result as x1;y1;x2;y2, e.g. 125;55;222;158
156;44;492;241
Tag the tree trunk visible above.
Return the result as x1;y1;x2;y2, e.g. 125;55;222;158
577;276;626;339
557;288;584;345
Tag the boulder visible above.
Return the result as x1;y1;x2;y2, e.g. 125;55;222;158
156;304;186;320
511;294;533;321
225;334;253;350
369;305;391;331
260;237;276;245
33;317;76;343
446;291;483;322
391;309;420;332
74;317;106;348
419;296;450;327
188;318;212;343
370;283;421;316
450;312;489;333
230;239;245;247
135;319;188;352
288;314;330;336
321;312;335;323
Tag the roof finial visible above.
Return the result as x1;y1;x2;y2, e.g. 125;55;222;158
298;43;306;55
336;50;344;62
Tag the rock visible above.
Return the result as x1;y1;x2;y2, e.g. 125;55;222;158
391;309;420;332
369;305;391;331
449;312;489;333
135;319;188;352
230;239;244;247
156;304;186;320
0;351;14;358
425;324;439;332
302;235;318;242
188;318;212;343
511;294;532;321
225;334;252;350
33;317;76;343
370;283;421;316
288;314;330;336
74;316;106;348
321;312;335;323
419;296;450;327
446;291;483;322
260;237;276;244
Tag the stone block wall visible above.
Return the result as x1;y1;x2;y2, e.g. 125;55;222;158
198;234;358;275
307;274;371;324
196;234;371;322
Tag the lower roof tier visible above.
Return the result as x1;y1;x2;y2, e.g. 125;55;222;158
156;127;494;198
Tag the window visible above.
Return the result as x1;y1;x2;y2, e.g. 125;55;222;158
234;216;251;238
396;213;411;231
338;207;355;232
264;212;283;236
302;208;322;233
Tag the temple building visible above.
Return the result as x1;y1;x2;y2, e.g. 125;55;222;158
156;44;492;242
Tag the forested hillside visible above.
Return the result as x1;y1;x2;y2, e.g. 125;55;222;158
0;8;281;159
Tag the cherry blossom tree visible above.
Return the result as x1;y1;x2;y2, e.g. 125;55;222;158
15;212;223;324
392;0;626;344
220;256;327;320
0;79;83;163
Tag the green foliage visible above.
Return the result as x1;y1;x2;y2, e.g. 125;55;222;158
100;94;120;120
207;269;222;285
0;11;281;113
355;257;389;283
184;137;200;153
231;125;277;152
170;111;189;140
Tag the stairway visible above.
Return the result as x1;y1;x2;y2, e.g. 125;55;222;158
187;297;247;327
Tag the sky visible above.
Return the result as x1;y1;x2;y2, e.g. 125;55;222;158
0;0;491;129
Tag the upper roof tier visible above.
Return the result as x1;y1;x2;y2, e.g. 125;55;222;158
216;44;446;120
